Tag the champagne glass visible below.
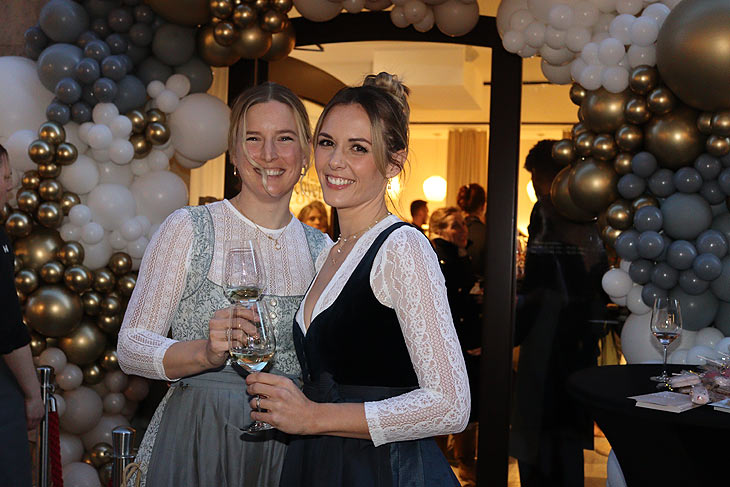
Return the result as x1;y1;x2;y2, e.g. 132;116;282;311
223;240;266;305
650;297;682;383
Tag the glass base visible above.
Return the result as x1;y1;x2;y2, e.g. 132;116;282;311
242;421;274;434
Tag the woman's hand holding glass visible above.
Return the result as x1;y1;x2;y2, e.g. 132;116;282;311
207;307;259;368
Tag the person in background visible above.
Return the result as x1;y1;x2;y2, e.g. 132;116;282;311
410;198;428;233
0;144;44;487
429;206;482;487
297;200;329;235
511;140;608;487
456;183;487;281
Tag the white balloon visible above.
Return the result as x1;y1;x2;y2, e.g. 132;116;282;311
615;0;642;15
57;363;83;391
598;37;625;66
91;103;119;126
90;147;110;163
686;345;717;365
502;30;526;53
124;376;150;401
602;268;633;297
104;370;128;393
433;0;479;36
108;230;127;250
544;25;567;49
591;32;610;44
540;45;573;65
60;386;103;435
565;25;591;52
147;80;165;98
527;0;573;21
676;329;697;351
403;0;428;24
548;4;574;30
593;12;614;33
147;150;169;171
131;170;188;225
510;9;534;32
59;433;83;466
63;122;88;154
619;259;631;272
70;204;93;227
626;285;650;314
662;0;681;9
630;17;658;46
620;312;662;363
126;236;149;259
82;238;113;270
627;44;656;67
39;347;67;372
87;124;113;150
496;0;528;36
573;0;599;27
62;462;102;487
541;60;573;84
165;74;191;98
169;93;230;162
131;158;151;176
78;122;93;144
714;336;730;354
87;184;136;231
602;66;629;93
518;44;539;57
81;413;130;450
135;214;152;234
0;57;54;138
109;116;133;139
581;41;600;64
390;6;410;28
103;392;126;414
60;223;82;242
413;7;435;32
642;3;670;26
579;64;603;90
590;0;616;14
696;327;725;348
608;13;636;45
524;21;546;48
5;130;37;172
343;0;366;12
611;294;627;306
55;394;66;417
109;139;135;165
97;160;134;187
570;57;588;81
81;222;104;244
120;218;144;241
668;348;688;365
147;223;161;240
156;89;180;113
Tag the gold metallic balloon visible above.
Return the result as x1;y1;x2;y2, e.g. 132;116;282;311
146;108;166;125
127;110;147;134
550;166;596;222
97;314;122;334
28;140;55;165
271;0;292;13
145;122;171;145
100;349;120;371
40;261;65;284
46;337;58;348
5;211;34;238
629;66;659;95
580;88;630;134
83;363;105;386
591;133;618;161
644;105;706;169
59;192;80;215
22;171;41;189
574;132;594;157
232;4;257;28
100;294;122;317
38;180;62;202
577;106;584;123
57;242;85;266
551;139;575;166
656;0;730;111
82;452;93;466
58;320;106;365
571;122;589;140
99;463;113;486
254;0;271;11
613;152;633;175
13;256;22;273
647;86;676;115
13;227;63;270
93;268;116;293
262;20;295;61
569;83;587;106
615;124;643;152
568;158;619;213
697;112;714;135
37;163;61;179
130;134;152;159
260;9;286;32
54;142;78;166
17;289;26;305
213;21;237;46
712;111;730;137
624;96;651;125
82;291;102;316
108;252;133;276
145;0;211;26
632;194;659;210
15;268;39;295
30;332;46;356
36;201;63;228
210;0;234;18
0;203;9;225
38;121;66;146
601;225;623;248
24;285;83;337
64;265;93;294
706;135;730;157
116;274;137;298
233;24;272;60
606;199;634;230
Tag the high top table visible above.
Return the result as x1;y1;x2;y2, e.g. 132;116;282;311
568;364;730;487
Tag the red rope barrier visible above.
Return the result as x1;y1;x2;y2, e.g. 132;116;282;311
47;410;63;487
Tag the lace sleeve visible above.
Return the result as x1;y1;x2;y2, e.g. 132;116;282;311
117;209;194;381
364;227;471;446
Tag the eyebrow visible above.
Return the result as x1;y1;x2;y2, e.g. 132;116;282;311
318;132;372;145
245;129;297;136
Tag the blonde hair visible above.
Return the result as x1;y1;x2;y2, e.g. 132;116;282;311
297;200;327;223
428;206;462;238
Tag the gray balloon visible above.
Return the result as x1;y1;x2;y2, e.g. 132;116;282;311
722;152;730;168
651;262;679;290
46;99;71;124
128;23;153;47
101;55;128;81
24;44;43;61
55;77;82;104
638;231;665;259
126;44;149;66
37;43;83;92
81;84;97;105
85;0;122;18
696;229;728;258
39;0;90;43
710;256;730;301
83;39;111;61
631;151;658;178
658;234;673;262
718;168;730;195
641;283;668;307
93;77;118;103
695;154;722;180
108;8;135;33
71;101;92;123
75;31;98;49
113;75;146;113
693;253;722;281
615;229;641;261
666;240;698;270
647;168;675;197
673;167;703;193
134;5;155;23
661;193;712;240
617;173;646;200
669;288;719;331
711;212;730;246
135;56;172;85
152;23;195;67
711;203;727;216
75;57;100;84
679;269;710;295
714;301;730;336
106;33;129;54
629;259;654;284
91;18;111;38
25;26;48;51
700;181;725;205
174;56;213;94
634;205;663;232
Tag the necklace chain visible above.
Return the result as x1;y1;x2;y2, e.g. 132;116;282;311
253;222;283;250
331;212;391;264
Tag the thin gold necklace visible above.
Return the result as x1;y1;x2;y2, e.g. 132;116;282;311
331;212;391;264
252;221;284;250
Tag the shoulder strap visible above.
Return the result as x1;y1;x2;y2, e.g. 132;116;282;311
180;205;215;300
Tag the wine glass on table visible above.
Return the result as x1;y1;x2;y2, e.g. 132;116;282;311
223;240;276;432
650;297;682;384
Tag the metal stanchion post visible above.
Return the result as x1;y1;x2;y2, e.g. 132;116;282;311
112;425;136;487
36;366;53;487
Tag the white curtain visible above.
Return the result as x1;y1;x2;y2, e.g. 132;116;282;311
445;129;488;207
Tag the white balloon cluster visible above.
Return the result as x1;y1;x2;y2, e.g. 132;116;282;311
497;0;676;91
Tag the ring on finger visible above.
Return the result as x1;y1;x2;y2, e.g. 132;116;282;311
256;396;261;410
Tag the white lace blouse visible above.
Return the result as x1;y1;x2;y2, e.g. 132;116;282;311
297;214;471;447
118;200;327;381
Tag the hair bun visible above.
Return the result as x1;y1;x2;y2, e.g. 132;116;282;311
363;72;410;119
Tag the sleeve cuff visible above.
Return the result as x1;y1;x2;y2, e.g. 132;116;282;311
364;401;386;447
154;339;180;382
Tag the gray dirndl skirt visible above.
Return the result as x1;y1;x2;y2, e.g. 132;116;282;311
145;365;291;487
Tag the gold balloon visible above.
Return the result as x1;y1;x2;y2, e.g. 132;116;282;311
100;349;120;371
698;112;714;135
0;203;9;225
116;274;137;298
24;285;83;337
13;227;62;270
644;105;706;169
82;291;102;316
551;139;575;166
233;24;272;60
40;261;65;284
38;121;66;145
574;132;594;157
591;133;618;161
145;122;171;145
146;0;210;26
54;142;78;166
706;135;730;157
22;171;41;189
213;21;237;46
17;289;26;305
130;134;152;159
601;225;623;248
146;109;166;125
271;0;292;13
5;211;34;238
83;363;105;386
37;162;61;179
93;268;116;293
108;252;133;275
550;166;596;222
629;66;659;95
232;4;257;28
59;321;106;365
59;192;80;215
46;337;58;348
656;0;730;111
624;96;651;125
254;0;271;11
632;194;659;210
568;158;619;213
614;152;633;175
64;265;93;294
577;106;584;122
90;442;113;467
82;452;93;466
262;20;295;61
98;314;122;334
647;86;676;115
36;201;63;228
210;0;234;18
57;241;85;266
100;294;122;317
13;255;22;273
571;122;590;140
99;463;113;486
30;332;46;356
127;110;147;134
606;199;634;230
261;9;286;32
712;111;730;137
581;88;630;134
38;180;62;202
615;124;643;152
569;83;587;106
28;140;55;165
15;268;39;295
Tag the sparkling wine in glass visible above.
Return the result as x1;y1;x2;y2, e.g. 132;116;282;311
223;240;266;307
650;297;682;383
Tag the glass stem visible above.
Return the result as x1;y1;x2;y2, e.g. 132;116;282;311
662;345;668;378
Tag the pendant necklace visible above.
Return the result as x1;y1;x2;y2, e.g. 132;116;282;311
331;212;391;265
253;222;284;250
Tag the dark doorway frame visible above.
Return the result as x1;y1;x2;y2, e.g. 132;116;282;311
227;13;522;486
